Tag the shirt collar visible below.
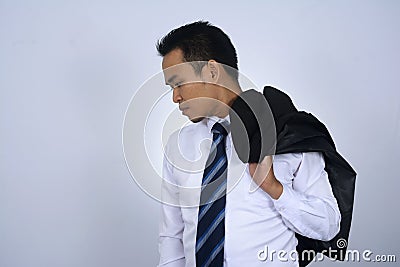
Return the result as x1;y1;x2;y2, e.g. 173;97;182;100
206;115;231;134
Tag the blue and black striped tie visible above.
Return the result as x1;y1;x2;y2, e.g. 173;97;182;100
196;122;228;267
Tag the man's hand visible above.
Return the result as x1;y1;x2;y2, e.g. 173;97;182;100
248;156;283;200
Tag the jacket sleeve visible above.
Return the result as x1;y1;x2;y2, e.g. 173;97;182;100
272;152;341;241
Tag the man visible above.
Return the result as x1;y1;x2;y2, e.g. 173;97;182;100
157;21;343;267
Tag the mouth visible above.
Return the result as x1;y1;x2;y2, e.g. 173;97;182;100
179;105;189;112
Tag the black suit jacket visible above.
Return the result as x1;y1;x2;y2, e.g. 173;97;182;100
229;86;357;266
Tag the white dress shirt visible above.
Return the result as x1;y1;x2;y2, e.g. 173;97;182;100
158;116;341;267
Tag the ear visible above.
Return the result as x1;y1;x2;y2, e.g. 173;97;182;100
207;60;219;82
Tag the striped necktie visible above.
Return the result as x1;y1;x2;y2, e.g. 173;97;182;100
196;122;229;267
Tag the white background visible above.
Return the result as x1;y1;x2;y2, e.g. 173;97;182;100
1;0;399;266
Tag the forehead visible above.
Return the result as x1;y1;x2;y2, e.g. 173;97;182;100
162;49;199;84
162;48;184;70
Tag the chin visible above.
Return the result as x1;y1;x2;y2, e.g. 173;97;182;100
189;116;205;123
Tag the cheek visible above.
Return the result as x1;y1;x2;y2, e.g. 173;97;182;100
181;84;202;99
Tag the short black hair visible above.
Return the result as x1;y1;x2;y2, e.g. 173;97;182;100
156;20;238;80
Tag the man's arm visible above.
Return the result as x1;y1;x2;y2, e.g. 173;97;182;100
250;152;341;241
158;156;185;266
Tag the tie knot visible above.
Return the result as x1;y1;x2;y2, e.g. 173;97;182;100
212;122;229;136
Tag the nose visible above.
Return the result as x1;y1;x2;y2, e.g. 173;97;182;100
172;87;182;103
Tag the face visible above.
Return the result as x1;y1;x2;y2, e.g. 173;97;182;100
162;49;223;123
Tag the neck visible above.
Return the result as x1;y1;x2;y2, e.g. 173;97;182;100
215;81;242;118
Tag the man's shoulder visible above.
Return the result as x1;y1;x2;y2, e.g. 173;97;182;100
168;120;206;140
164;120;208;154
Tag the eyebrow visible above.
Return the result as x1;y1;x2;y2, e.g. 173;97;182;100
166;75;177;86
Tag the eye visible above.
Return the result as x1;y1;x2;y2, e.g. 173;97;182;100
167;81;184;91
174;81;183;88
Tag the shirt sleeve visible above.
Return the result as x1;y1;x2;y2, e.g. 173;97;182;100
158;154;186;267
272;152;341;241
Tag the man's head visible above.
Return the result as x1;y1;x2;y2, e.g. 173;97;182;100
157;21;241;123
157;21;238;80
